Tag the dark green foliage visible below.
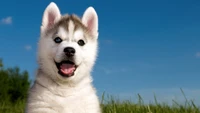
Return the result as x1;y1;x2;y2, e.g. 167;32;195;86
0;59;31;105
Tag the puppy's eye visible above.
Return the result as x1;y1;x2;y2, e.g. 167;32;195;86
54;37;62;43
77;39;85;46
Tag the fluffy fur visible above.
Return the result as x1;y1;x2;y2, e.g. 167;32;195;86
25;2;101;113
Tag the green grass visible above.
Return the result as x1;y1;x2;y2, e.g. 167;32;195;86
101;93;200;113
0;100;25;113
1;90;199;113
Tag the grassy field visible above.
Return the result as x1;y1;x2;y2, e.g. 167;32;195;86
101;93;200;113
0;90;199;113
1;100;199;113
1;97;199;113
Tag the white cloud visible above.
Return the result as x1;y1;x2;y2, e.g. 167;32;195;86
103;40;113;44
1;17;12;25
24;45;32;51
100;67;113;75
100;67;131;75
196;52;200;58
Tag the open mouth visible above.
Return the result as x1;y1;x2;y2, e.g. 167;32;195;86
55;60;77;77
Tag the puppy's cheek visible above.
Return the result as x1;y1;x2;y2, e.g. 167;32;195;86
54;53;61;63
48;50;54;60
50;46;59;58
74;49;81;62
75;57;82;65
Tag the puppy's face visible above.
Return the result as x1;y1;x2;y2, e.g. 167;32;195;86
38;2;98;83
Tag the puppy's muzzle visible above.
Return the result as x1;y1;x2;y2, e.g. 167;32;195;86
64;47;75;57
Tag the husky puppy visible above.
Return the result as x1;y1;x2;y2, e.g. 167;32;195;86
25;2;101;113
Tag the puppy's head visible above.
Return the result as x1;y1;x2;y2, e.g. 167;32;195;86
38;2;98;83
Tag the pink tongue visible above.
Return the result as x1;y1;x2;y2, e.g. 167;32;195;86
60;63;75;75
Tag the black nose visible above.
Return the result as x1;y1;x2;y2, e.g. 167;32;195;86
64;47;75;57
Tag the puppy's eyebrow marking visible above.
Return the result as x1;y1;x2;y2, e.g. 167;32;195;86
52;31;58;39
74;29;83;39
56;27;68;40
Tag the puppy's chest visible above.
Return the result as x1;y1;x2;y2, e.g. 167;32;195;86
55;94;87;112
44;87;97;113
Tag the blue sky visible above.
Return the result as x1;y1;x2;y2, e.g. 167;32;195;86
0;0;200;104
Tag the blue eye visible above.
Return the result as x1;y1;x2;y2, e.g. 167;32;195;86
54;37;62;43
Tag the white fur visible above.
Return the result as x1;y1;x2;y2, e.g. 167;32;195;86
82;7;99;37
68;20;75;39
41;2;61;32
25;2;101;113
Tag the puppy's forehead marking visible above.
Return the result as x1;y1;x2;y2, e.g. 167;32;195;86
47;15;90;38
68;20;75;39
74;29;84;40
58;15;87;31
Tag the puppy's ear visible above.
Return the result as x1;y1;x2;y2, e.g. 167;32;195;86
82;7;98;38
41;2;61;32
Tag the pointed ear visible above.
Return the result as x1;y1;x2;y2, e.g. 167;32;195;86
41;2;61;31
82;7;98;37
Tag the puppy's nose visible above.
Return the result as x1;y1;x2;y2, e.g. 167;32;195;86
64;47;75;57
